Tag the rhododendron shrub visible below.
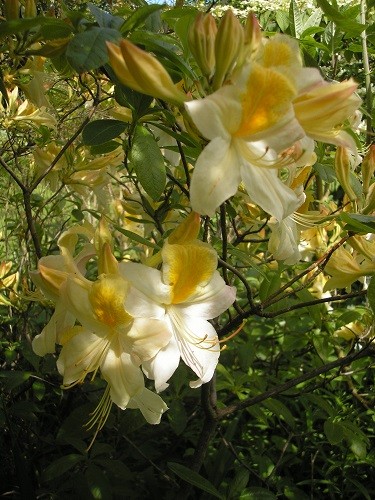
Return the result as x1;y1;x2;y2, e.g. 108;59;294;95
0;1;374;498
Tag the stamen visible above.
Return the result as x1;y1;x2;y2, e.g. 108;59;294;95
85;384;113;452
219;321;245;344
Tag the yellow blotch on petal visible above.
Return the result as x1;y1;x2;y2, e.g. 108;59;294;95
89;276;132;327
234;64;296;138
163;243;217;304
261;39;296;69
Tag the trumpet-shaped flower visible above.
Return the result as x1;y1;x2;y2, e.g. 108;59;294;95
185;52;305;218
30;223;96;356
56;273;171;417
324;245;375;291
293;77;361;150
121;241;236;391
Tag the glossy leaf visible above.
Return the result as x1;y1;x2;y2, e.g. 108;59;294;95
130;125;166;201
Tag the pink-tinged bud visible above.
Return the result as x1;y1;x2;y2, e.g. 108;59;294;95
168;211;201;244
334;147;358;201
213;10;244;90
188;13;217;79
244;12;262;56
361;144;375;195
107;40;187;105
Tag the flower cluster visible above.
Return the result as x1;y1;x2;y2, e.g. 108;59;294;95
107;10;361;265
31;215;236;430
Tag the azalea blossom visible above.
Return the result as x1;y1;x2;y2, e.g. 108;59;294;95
185;36;307;218
185;32;360;219
30;223;96;355
324;245;375;291
56;272;171;422
121;240;236;391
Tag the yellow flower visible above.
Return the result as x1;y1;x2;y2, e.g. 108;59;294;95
324;245;375;291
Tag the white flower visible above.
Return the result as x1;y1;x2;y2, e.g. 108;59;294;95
56;273;171;419
121;241;236;391
185;36;307;218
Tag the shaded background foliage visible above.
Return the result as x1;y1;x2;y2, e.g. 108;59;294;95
1;0;375;498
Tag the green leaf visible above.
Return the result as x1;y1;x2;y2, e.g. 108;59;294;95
39;22;74;40
367;275;375;314
0;17;70;37
82;120;127;146
324;419;345;445
0;370;32;390
316;0;365;36
130;125;166;201
86;464;113;500
228;469;250;499
168;462;224;499
168;399;187;435
114;225;159;249
90;140;122;155
66;27;120;72
121;4;164;34
340;213;375;234
88;3;124;30
276;10;290;32
42;454;84;482
262;398;296;429
114;84;153;118
289;0;304;38
240;487;277;499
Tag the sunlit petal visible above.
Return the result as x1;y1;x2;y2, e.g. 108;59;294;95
190;136;242;216
127;388;168;424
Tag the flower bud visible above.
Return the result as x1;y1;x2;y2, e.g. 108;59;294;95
188;13;217;79
243;12;262;58
4;0;19;20
334;146;358;201
363;182;375;214
361;144;375;195
24;0;37;17
107;40;187;105
213;10;244;90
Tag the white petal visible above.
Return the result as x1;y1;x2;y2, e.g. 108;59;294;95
168;308;220;388
57;328;108;385
268;216;301;264
142;333;180;393
123;317;171;362
62;277;107;334
32;302;75;356
120;262;171;308
101;343;144;409
127;388;168;424
190;137;242;217
241;162;302;220
181;272;236;319
185;92;239;140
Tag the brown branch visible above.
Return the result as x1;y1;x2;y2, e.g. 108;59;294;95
217;342;374;419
